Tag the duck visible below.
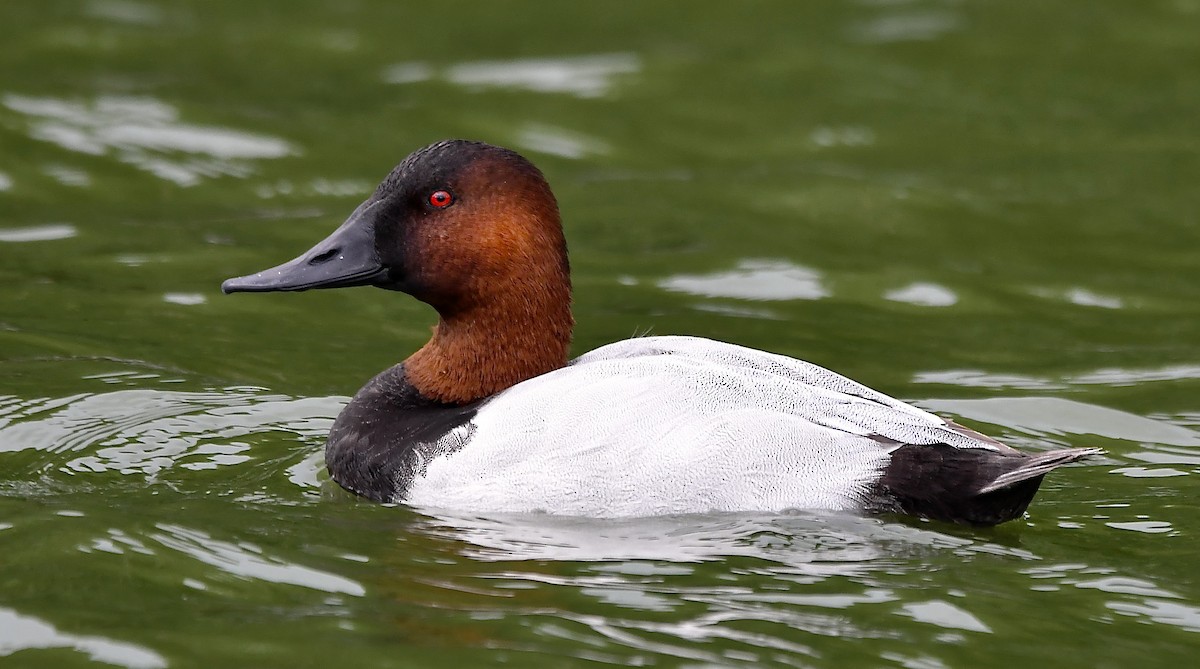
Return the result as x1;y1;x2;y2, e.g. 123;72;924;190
222;139;1100;526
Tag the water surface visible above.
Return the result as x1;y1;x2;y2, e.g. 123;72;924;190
2;1;1198;666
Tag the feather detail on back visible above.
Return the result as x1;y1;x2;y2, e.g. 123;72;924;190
575;336;1007;451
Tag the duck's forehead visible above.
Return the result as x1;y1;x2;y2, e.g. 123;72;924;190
374;140;490;197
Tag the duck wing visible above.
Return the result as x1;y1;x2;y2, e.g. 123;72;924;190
575;336;1017;453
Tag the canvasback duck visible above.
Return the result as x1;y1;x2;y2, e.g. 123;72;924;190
223;140;1100;526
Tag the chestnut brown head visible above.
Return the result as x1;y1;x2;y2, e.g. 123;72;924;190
222;140;569;317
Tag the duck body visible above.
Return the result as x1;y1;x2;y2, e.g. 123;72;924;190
327;335;1093;525
223;139;1099;526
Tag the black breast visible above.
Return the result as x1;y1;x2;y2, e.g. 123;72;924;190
325;364;483;502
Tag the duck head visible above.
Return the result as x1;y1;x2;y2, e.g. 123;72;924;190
223;140;568;311
223;140;574;403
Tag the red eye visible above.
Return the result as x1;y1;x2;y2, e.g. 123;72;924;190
428;190;453;208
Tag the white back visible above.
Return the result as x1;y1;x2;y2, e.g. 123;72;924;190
406;336;1002;517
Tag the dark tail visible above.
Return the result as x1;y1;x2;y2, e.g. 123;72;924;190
868;445;1102;527
977;448;1101;494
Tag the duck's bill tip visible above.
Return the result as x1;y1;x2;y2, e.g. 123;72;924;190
220;259;390;295
221;274;276;294
220;269;307;294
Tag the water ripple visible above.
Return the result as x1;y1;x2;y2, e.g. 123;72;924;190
0;385;340;491
149;523;365;596
659;259;830;301
514;123;610;159
415;510;1032;567
3;94;297;186
396;510;1087;664
916;363;1200;389
0;224;78;243
848;11;963;43
85;0;164;26
383;53;640;98
920;397;1200;446
0;607;165;669
884;282;958;307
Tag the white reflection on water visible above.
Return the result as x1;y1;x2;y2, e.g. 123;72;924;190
161;292;207;306
380;62;433;84
898;600;991;633
659;259;830;301
150;523;365;596
920;397;1200;447
444;53;638;98
383;53;640;98
85;0;164;26
884;282;958;307
255;177;372;199
80;528;156;556
1070;364;1200;386
1106;599;1200;632
912;370;1067;390
514;123;609;159
848;11;963;43
692;302;784;320
1063;287;1123;309
1074;575;1180;599
0;223;78;243
916;363;1200;390
1030;286;1124;309
43;163;92;187
1105;520;1175;534
1025;564;1200;632
3;94;297;186
809;125;876;148
0;606;166;669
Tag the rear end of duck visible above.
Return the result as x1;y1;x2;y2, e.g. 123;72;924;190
868;444;1103;526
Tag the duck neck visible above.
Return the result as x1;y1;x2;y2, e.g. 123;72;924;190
404;278;573;405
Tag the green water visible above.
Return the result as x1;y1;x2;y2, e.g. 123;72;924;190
2;0;1198;666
